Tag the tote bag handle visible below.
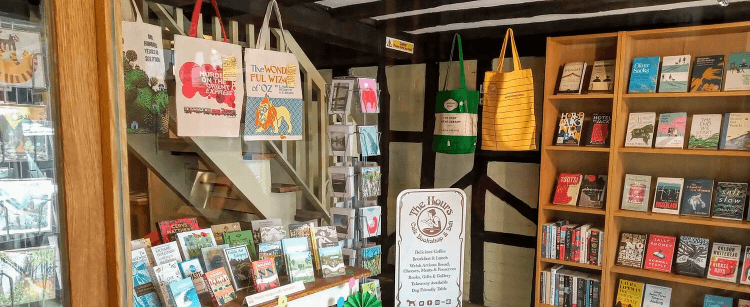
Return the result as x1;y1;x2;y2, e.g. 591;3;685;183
443;33;467;92
495;28;522;72
126;0;143;22
188;0;228;43
255;0;290;52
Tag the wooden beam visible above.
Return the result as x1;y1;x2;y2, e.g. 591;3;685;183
328;0;475;21
278;0;319;7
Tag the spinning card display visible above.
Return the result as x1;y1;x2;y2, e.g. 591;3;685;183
0;179;53;234
328;79;354;115
358;125;380;157
358;206;381;239
328;124;357;156
0;105;52;162
329;166;355;198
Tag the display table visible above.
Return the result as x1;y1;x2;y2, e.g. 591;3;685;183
200;266;372;307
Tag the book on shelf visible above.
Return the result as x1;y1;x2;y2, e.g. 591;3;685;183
588;60;615;93
719;113;750;151
539;266;600;307
319;245;346;278
688;114;722;149
201;244;229;273
654;112;687;148
259;225;287;243
741;246;750;285
132;260;162;307
314;225;339;248
679;179;713;217
250;218;282;243
151;261;183;307
553;173;583;206
615;279;644;307
287;251;316;283
628;56;660;93
724;52;750;91
257;241;284;275
690;55;724;92
675;236;709;278
556;112;585;145
658;55;691;93
578;175;607;209
621;174;652;212
151;241;183;266
541;220;567;260
712;182;748;220
707;243;741;282
178;258;208;294
210;222;240;245
588;228;604;266
251;257;281;293
167;278;201;307
203;267;236;306
642;284;672;307
625;112;656;147
223;229;257;260
156;217;199;243
704;295;733;307
739;299;750;307
558;62;587;94
289;221;318;270
132;238;155;266
586;113;611;146
651;177;684;215
616;232;648;269
132;248;150;269
223;245;252;291
643;234;676;273
176;228;217;260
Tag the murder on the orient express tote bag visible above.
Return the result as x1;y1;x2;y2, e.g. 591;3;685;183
243;0;303;141
481;28;536;151
174;0;244;137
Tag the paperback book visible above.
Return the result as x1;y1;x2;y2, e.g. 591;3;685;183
713;182;748;220
203;267;236;306
707;243;741;282
704;295;733;307
679;179;713;217
257;241;284;275
178;258;208;293
688;114;722;149
282;237;310;256
651;177;684;215
675;236;710;277
0;247;56;305
132;248;150;267
251;258;280;292
331;206;356;239
588;60;615;93
361;245;382;276
719;113;750;150
577;175;607;208
167;278;200;307
223;245;252;290
151;241;182;265
690;55;724;92
621;174;652;212
314;226;339;248
558;62;587;94
211;222;240;245
741;246;750;285
319;245;346;278
156;217;199;243
616;233;648;269
201;244;229;272
724;52;750;91
654;112;687;148
250;218;282;243
628;56;660;93
151;261;183;307
359;206;382;238
658;55;691;92
552;173;583;206
625;112;656;147
643;235;676;273
586;113;611;146
259;226;287;243
176;228;217;260
556;112;585;145
615;279;644;307
132;260;161;307
287;251;315;283
741;299;750;307
642;284;672;307
223;229;257;259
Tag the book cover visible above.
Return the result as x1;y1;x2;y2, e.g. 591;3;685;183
689;114;722;149
707;243;741;282
588;60;615;93
719;113;750;150
652;177;684;215
178;258;208;294
151;261;183;307
250;218;282;243
358;125;380;157
223;229;257;259
704;295;733;307
286;251;315;283
621;174;652;212
251;258;280;293
675;236;710;277
133;260;162;307
176;228;217;260
0;247;56;305
359;206;382;238
328;124;358;156
691;55;725;92
578;175;607;208
552;173;583;206
724;52;750;91
257;241;284;275
713;182;748;220
314;226;339;248
658;55;691;92
331;207;356;239
319;245;346;278
654;112;687;148
739;299;750;307
201;244;229;272
132;238;155;267
152;241;183;265
259;226;287;243
223;245;252;291
0;179;54;235
615;279;644;307
586;113;612;146
680;179;714;217
616;233;648;269
642;284;671;307
211;222;240;245
360;166;381;198
132;248;150;268
282;237;310;256
628;56;660;93
643;235;677;273
167;278;201;307
741;246;750;285
288;221;317;270
558;62;586;94
556;112;585;145
156;217;199;243
361;245;382;276
203;267;236;306
625;112;657;147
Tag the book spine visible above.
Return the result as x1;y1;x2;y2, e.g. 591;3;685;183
585;279;591;307
558;273;564;306
575;229;581;263
552;225;558;259
202;274;219;307
563;275;570;307
559;226;566;260
571;276;578;307
542;224;548;258
565;229;573;261
591;280;600;307
719;113;730;149
541;272;547;304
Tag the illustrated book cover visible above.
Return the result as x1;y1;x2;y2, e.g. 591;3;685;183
314;226;339;248
724;52;750;91
156;217;199;243
642;284;672;307
628;56;660;93
223;245;252;291
167;278;200;307
651;177;684;215
223;229;257;259
558;62;586;94
719;113;750;150
201;244;229;273
704;295;733;307
625;112;656;147
257;241;284;276
741;299;750;307
359;206;382;238
328;124;358;156
712;182;748;220
654;112;687;148
691;55;724;92
616;232;648;269
588;60;615;93
210;222;240;245
552;173;582;206
586;113;611;146
556;112;584;145
281;237;310;257
152;241;183;265
679;179;713;217
358;125;380;157
578;175;607;208
151;261;182;307
132;248;150;268
358;78;379;113
329;166;355;198
615;279;644;307
331;206;356;239
203;267;236;306
176;228;217;260
707;243;741;282
319;245;346;278
250;218;281;243
621;174;652;212
361;245;382;276
0;179;54;235
675;236;709;277
132;260;162;307
688;114;722;149
178;258;208;294
643;234;677;273
286;251;315;283
259;225;287;243
251;258;280;293
741;246;750;285
360;165;381;198
0;247;56;305
658;55;691;92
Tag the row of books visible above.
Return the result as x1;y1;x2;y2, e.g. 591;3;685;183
558;60;614;94
627;53;750;93
625;112;749;150
552;174;607;208
616;279;750;307
616;232;750;284
539;266;601;307
540;219;604;265
556;112;611;147
622;175;748;220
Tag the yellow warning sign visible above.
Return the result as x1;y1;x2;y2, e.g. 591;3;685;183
386;36;414;54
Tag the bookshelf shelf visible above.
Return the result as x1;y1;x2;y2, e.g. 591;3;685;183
623;90;750;98
541;204;606;215
549;94;614;100
613;210;750;230
540;258;603;270
546;146;610;153
610;266;750;294
618;147;750;157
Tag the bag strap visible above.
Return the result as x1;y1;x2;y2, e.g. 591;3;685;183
188;0;228;43
442;33;466;91
128;0;142;22
495;28;522;72
256;0;289;52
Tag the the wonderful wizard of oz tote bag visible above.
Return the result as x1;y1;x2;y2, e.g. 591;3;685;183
174;0;244;137
244;0;303;141
481;29;536;151
433;34;479;155
122;0;167;134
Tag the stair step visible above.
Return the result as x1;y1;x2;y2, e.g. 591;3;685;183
272;183;301;193
158;137;196;153
242;152;277;160
295;209;325;222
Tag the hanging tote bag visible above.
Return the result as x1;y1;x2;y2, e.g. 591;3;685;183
122;0;167;134
173;0;244;137
243;0;303;141
481;28;537;151
433;34;479;155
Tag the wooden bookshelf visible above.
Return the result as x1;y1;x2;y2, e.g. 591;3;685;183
540;258;603;271
540;204;607;215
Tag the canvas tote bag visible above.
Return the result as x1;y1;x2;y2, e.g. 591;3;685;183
243;0;303;141
433;34;479;154
481;29;537;151
174;0;244;137
122;0;168;134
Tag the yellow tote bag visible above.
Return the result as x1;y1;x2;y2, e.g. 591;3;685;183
481;28;537;151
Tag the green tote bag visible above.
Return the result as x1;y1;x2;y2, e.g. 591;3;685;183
433;34;480;154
